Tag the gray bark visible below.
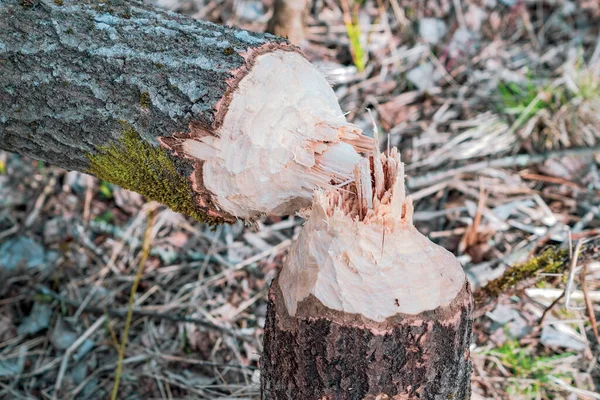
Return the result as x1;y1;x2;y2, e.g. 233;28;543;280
0;0;287;170
0;0;292;222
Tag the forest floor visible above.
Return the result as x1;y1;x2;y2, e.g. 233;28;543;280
1;0;600;399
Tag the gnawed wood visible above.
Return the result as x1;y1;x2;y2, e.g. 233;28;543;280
262;149;473;399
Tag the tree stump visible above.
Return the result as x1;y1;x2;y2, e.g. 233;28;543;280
261;149;474;400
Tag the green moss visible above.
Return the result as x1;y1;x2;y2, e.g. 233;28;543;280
87;122;218;224
140;91;151;109
475;247;569;306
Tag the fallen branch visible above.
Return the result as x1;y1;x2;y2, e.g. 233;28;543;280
473;237;600;318
0;0;372;224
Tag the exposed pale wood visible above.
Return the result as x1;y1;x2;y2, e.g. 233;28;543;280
280;149;465;320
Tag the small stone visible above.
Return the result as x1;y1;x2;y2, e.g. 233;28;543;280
0;347;25;377
17;303;53;335
82;378;100;399
70;362;88;385
50;318;79;350
487;304;530;338
0;236;45;271
419;18;447;45
406;62;440;91
486;304;518;324
541;324;587;351
73;338;95;361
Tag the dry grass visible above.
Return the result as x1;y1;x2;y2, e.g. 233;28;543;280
1;0;600;399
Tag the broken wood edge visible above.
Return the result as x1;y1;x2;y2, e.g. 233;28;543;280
279;148;467;320
161;46;374;221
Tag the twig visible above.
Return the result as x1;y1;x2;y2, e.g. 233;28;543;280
199;239;291;289
24;175;57;228
0;215;18;241
104;307;121;350
564;240;584;310
407;146;600;189
526;288;600;302
473;247;569;318
82;175;94;226
388;0;409;30
33;285;249;341
152;353;257;370
452;0;466;30
547;375;600;399
0;382;36;400
111;207;157;400
580;263;599;345
52;316;106;400
539;291;564;326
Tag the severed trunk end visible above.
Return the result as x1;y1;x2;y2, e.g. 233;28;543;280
261;149;473;400
164;49;374;221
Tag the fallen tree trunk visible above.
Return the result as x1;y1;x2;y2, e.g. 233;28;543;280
0;0;371;223
261;149;474;399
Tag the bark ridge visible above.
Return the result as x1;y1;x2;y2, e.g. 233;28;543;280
261;276;473;400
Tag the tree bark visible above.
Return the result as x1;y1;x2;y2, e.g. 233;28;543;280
0;0;286;222
0;0;370;223
262;276;473;400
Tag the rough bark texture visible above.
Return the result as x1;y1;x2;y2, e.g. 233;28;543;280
261;275;473;400
0;0;293;223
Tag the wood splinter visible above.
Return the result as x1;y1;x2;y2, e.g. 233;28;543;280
261;148;474;400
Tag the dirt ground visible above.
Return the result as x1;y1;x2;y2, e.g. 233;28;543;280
1;0;600;399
